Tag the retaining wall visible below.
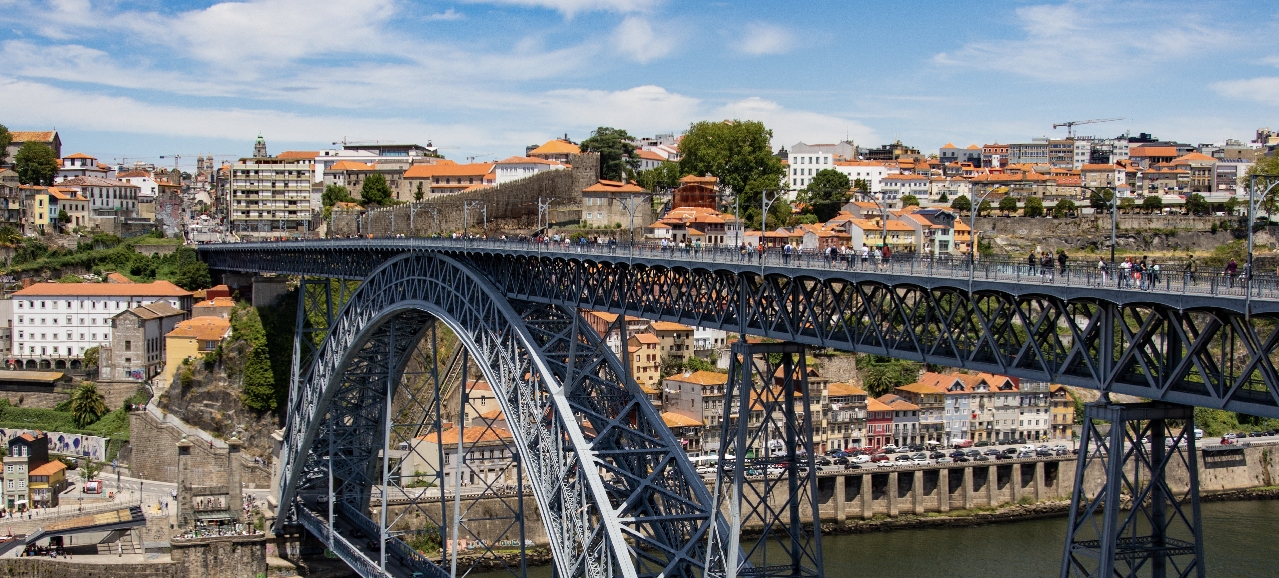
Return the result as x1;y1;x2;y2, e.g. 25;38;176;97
128;409;270;487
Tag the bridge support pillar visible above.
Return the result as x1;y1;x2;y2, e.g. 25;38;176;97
861;474;873;520
834;475;846;524
962;466;974;510
718;341;823;577
913;470;925;515
1034;461;1046;502
938;467;950;513
887;471;899;517
1060;402;1204;578
1011;462;1023;504
987;465;998;506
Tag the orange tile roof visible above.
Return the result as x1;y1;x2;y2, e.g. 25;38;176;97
679;175;717;185
1080;164;1119;171
105;272;133;284
650;321;692;332
63;152;94;159
496;155;560;165
896;382;946;395
10;131;56;143
1173;152;1216;163
328;160;374;171
828;382;866;396
422;426;513;445
116;170;151;178
194;296;236;308
16;280;189;297
661;411;703;428
167;316;231;341
529;139;580;156
1130;146;1177;157
665;370;728;386
583;179;645;193
866;398;892;411
941;143;956;149
428;162;494;177
277;151;320;159
30;460;67;476
631;333;660;344
636;149;667;161
478;409;505;420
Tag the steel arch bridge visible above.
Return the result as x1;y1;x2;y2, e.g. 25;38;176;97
199;238;1279;578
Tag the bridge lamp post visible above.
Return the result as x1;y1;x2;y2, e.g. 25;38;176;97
463;200;482;238
618;193;646;256
1247;174;1279;316
969;186;997;268
761;189;782;267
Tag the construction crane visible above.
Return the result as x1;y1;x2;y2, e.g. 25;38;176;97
466;153;494;163
1053;118;1125;139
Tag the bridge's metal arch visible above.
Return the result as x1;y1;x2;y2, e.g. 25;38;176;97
279;252;728;578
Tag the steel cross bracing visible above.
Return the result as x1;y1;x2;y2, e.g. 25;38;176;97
278;252;730;578
201;241;1279;419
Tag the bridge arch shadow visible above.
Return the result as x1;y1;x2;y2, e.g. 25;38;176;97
280;252;725;578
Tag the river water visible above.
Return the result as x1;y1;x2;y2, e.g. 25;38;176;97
472;500;1278;577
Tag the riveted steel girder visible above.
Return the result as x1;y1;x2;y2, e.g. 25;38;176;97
278;252;728;578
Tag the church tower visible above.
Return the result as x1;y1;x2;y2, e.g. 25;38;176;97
254;134;268;158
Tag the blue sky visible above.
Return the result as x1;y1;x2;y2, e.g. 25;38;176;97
1;0;1278;171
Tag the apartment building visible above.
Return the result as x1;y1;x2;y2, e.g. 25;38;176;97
628;333;662;390
229;156;314;238
662;370;728;455
827;382;867;450
650;321;694;363
11;280;192;370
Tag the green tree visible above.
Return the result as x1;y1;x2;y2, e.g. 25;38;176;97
937;191;949;203
977;199;993;216
678;120;786;229
1248;154;1279;213
580;127;639;181
852;178;870;193
1142;195;1163;214
857;355;921;398
322;184;354;208
81;458;103;482
1089;188;1114;211
1186;193;1210;216
0;225;19;246
15;142;58;185
798;168;851;222
57;209;70;224
1224;195;1239;216
900;194;920;207
414;182;425;202
1024;196;1044;218
70;382;108;428
634;162;682;192
358;173;394;206
1053;198;1077;218
950;195;971;212
82;346;99;369
0;125;10;166
998;195;1019;215
174;261;212;291
1119;197;1136;214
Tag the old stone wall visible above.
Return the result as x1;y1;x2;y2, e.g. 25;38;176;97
171;534;267;578
128;410;270;487
0;559;178;577
331;152;599;237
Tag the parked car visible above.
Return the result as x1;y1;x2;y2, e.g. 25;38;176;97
908;444;925;452
954;439;974;448
929;451;946;459
1021;444;1036;453
850;455;870;464
870;454;890;463
882;444;899;453
845;463;862;470
996;453;1013;460
1052;444;1068;452
834;457;850;466
1002;447;1019;456
949;450;967;459
815;457;832;466
1036;448;1053;457
1016;451;1034;459
1055;449;1069;456
984;449;1002;456
975;440;992;447
953;456;970;463
1222;433;1238;441
936;457;953;464
973;455;991;462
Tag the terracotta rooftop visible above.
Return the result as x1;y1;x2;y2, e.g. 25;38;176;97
166;316;231;341
529;139;580;156
665;370;728;386
16;280;190;297
650;321;692;332
661;412;703;428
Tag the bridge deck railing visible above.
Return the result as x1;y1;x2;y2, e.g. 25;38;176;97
270;236;1279;301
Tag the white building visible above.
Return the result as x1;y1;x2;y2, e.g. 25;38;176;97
10;281;193;370
56;176;139;215
55;153;112;182
634;149;669;171
492;156;566;185
788;151;834;192
116;170;160;201
833;161;890;193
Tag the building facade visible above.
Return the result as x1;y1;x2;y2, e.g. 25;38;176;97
229;157;315;238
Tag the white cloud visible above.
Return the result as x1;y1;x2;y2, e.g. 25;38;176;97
612;17;674;63
933;1;1237;83
541;85;702;132
425;8;464;21
712;97;878;149
734;22;794;56
1212;77;1279;106
462;0;652;17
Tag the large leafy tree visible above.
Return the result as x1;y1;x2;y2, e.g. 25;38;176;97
359;173;394;206
797;168;851;222
580;127;639;181
950;194;971;212
71;382;108;428
634;162;682;191
900;194;920;207
15;142;57;185
1023;196;1044;218
1248;155;1279;213
678;120;786;229
1186;193;1209;216
0;125;10;166
1053;198;1077;218
1142;195;1163;214
322;184;354;207
998;196;1019;215
1089;188;1114;211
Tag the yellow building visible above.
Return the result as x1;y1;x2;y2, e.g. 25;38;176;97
161;316;231;384
627;333;662;391
649;321;694;363
28;460;67;507
1050;384;1075;439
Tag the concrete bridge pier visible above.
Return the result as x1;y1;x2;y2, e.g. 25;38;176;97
888;472;899;517
1034;461;1046;501
963;467;974;510
939;467;950;513
834;475;846;524
862;474;873;520
1011;463;1023;503
987;465;998;507
913;470;925;515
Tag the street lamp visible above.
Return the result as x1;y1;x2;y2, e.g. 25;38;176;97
618;193;648;256
1247;173;1279;316
968;187;997;292
462;200;482;238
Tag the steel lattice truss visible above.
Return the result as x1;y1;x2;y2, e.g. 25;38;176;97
200;243;1279;418
1062;403;1205;578
279;253;727;578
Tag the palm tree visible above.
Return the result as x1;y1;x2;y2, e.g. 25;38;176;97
70;382;108;428
0;226;19;247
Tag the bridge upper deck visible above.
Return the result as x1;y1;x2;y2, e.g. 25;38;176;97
197;238;1279;314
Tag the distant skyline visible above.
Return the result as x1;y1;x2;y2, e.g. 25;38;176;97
2;0;1278;171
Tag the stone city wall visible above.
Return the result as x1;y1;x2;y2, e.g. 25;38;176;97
128;409;270;487
331;152;599;237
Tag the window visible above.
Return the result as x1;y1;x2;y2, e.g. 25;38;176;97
125;341;131;352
